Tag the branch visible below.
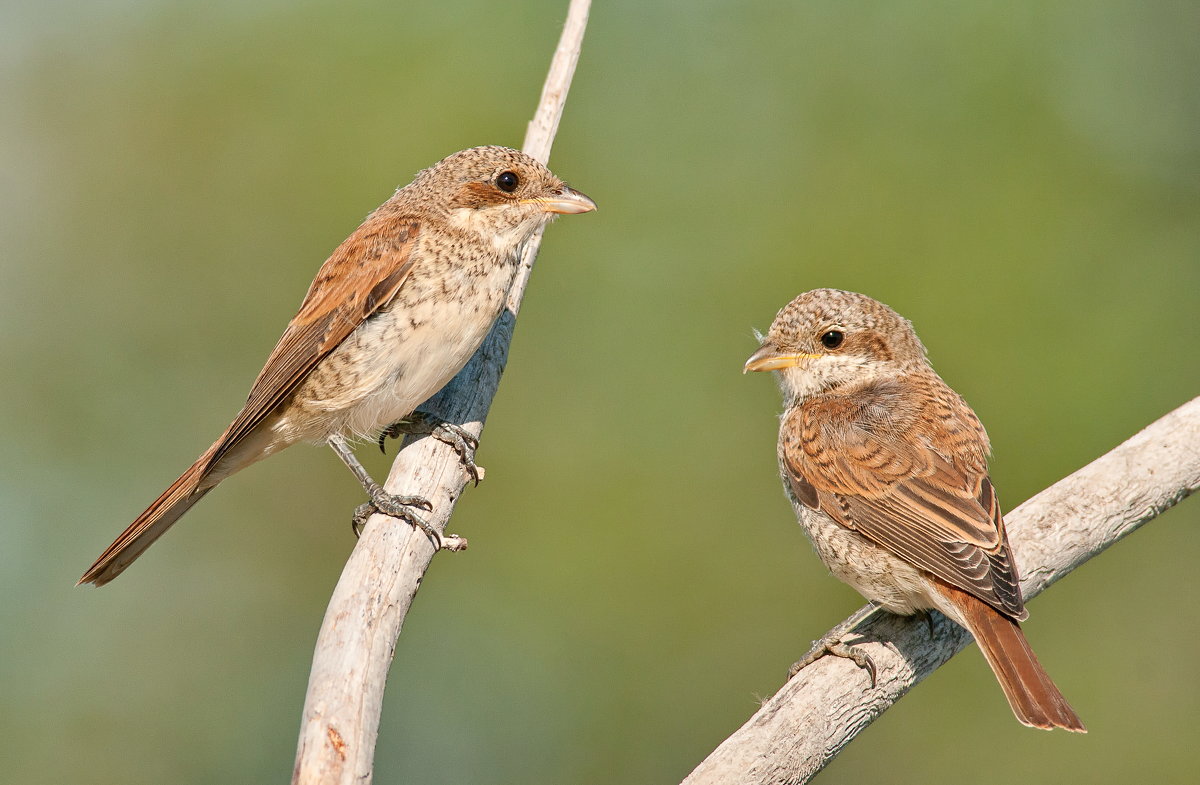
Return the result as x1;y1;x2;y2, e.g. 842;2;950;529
291;3;591;783
682;395;1200;785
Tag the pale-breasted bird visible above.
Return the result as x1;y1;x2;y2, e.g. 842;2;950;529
79;146;595;586
745;288;1084;732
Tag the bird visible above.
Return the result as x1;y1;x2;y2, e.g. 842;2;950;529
79;145;595;587
744;288;1084;732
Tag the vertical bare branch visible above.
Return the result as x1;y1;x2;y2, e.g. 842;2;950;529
291;3;591;783
681;396;1200;785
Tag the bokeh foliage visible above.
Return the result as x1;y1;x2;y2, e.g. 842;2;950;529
1;1;1197;783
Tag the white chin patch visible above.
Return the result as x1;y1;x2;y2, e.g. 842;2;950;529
447;206;542;253
779;354;882;400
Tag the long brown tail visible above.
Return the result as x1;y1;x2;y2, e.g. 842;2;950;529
78;446;218;587
933;581;1086;732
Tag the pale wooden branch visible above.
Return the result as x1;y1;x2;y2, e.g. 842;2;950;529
291;3;591;783
682;395;1200;785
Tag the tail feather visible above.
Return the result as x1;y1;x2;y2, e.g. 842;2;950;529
78;447;217;587
933;581;1086;732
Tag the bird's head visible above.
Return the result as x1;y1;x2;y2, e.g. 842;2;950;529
410;146;595;246
744;288;928;403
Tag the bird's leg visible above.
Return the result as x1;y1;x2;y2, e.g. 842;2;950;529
327;434;440;547
377;411;483;485
788;602;883;688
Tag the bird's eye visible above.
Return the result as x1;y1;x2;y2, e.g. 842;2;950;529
495;171;520;193
820;329;845;349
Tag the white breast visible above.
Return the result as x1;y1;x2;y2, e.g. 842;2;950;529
270;251;519;445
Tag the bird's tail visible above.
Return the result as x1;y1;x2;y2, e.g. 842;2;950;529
78;446;218;587
933;581;1086;732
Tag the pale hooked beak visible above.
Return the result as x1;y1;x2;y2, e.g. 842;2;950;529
522;186;597;215
743;344;821;373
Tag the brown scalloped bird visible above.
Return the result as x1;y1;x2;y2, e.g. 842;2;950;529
79;146;595;586
745;288;1084;732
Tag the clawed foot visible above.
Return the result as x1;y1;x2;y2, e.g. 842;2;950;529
788;603;882;687
378;412;483;485
350;486;469;552
328;432;467;552
788;634;877;688
352;486;435;541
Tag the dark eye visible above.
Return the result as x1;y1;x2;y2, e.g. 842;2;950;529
495;171;520;193
820;330;845;349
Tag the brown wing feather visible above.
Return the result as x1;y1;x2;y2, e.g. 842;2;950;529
209;215;421;467
79;214;422;586
784;372;1026;618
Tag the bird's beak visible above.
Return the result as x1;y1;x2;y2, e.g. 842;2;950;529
743;345;821;374
522;186;597;215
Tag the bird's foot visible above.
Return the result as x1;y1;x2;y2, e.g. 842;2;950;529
351;489;468;552
328;432;465;551
378;412;483;485
352;486;436;541
788;635;877;688
351;487;432;539
788;604;882;687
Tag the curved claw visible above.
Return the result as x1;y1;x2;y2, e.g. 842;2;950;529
377;423;403;454
828;642;877;688
919;609;936;638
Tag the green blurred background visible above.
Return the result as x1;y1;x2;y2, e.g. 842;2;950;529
2;0;1197;782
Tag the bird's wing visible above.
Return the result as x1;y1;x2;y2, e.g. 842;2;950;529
208;214;422;467
782;373;1025;618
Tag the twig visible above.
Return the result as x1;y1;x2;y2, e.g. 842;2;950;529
291;3;591;783
681;395;1200;785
